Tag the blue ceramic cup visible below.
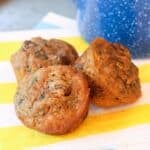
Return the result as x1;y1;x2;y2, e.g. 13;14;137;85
74;0;150;58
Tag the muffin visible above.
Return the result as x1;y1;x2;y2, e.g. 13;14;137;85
11;37;78;82
14;66;89;135
75;38;141;107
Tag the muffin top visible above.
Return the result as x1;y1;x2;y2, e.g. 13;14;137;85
11;37;78;81
15;66;89;134
75;38;141;107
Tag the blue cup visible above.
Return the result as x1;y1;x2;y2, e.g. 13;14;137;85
74;0;150;58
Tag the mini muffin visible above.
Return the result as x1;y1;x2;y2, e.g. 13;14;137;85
14;66;89;135
75;38;141;107
11;37;78;82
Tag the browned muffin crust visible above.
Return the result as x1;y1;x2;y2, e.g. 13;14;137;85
11;37;78;82
14;66;89;134
75;38;141;107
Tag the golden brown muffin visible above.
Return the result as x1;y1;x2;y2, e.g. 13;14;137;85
11;37;78;82
75;38;141;107
14;66;89;135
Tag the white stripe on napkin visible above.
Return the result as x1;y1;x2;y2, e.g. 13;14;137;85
0;29;80;42
0;61;16;83
0;104;21;127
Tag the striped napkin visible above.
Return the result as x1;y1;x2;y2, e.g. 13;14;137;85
0;13;150;150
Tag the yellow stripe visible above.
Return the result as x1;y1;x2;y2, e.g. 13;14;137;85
0;83;17;103
139;64;150;83
59;36;88;53
0;41;21;61
0;104;150;150
0;37;88;61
